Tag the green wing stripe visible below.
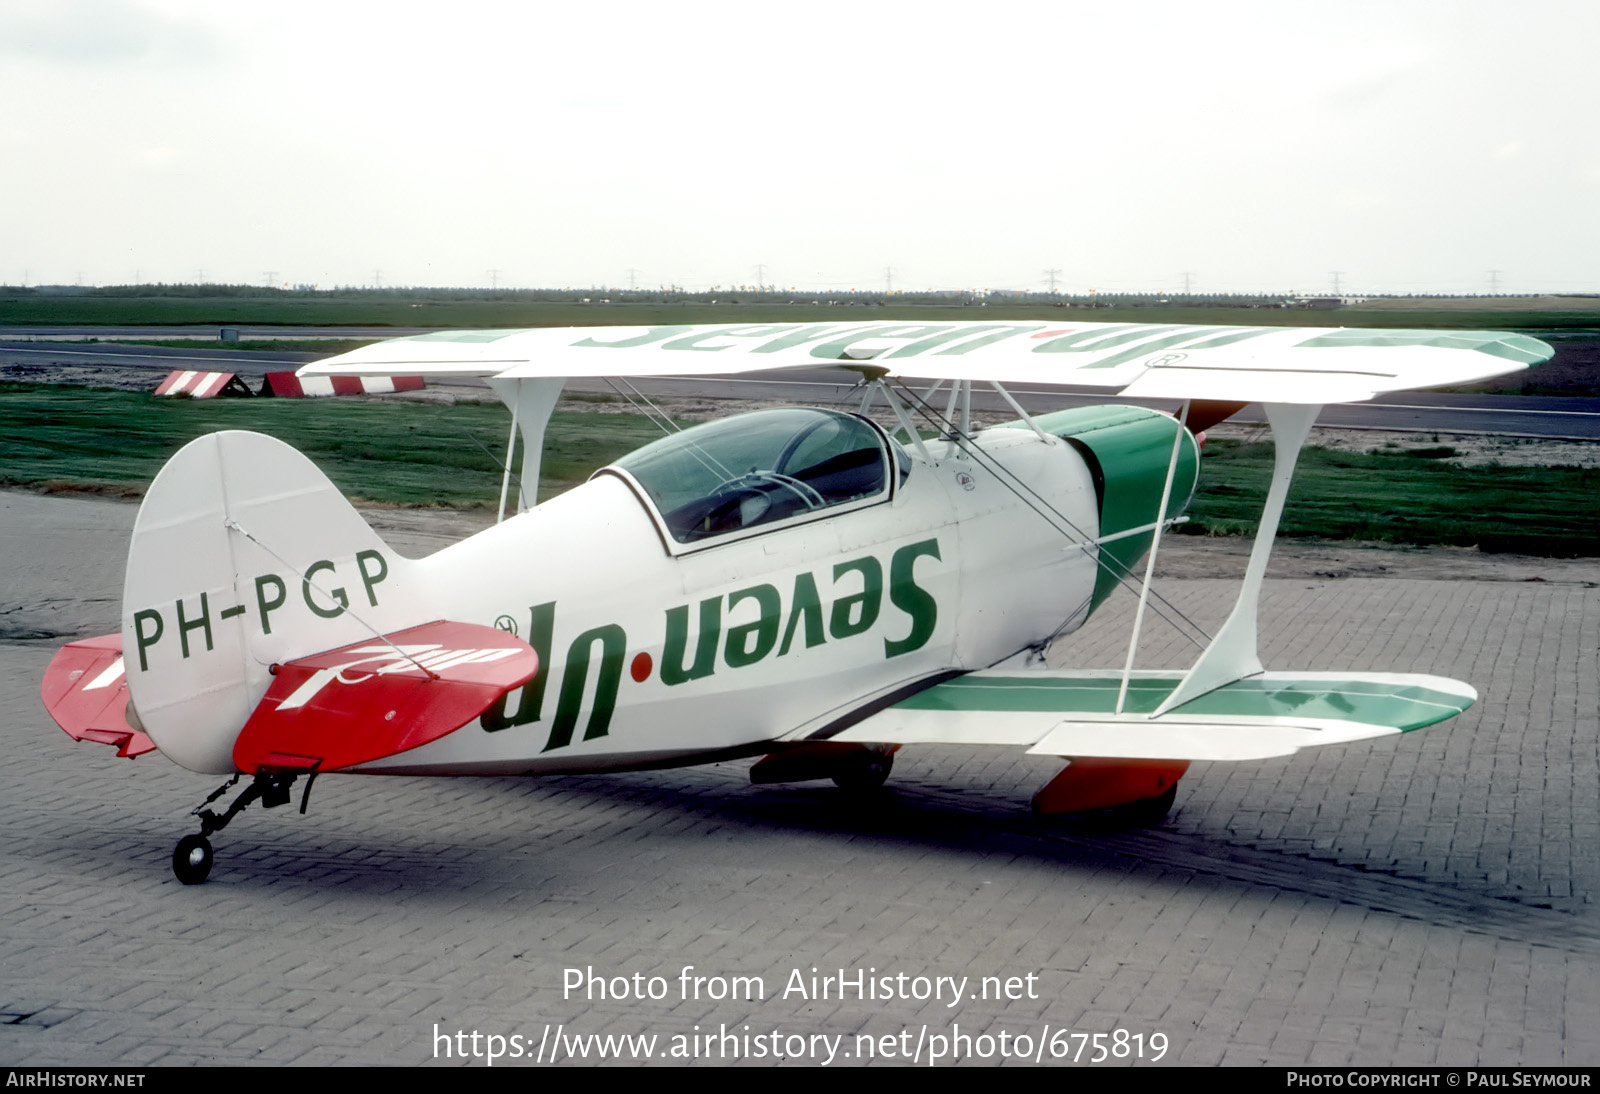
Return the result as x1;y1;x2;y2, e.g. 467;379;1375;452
409;329;540;343
896;674;1472;732
1173;327;1281;351
1293;329;1550;365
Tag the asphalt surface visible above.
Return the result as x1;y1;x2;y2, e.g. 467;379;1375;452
2;492;1597;1066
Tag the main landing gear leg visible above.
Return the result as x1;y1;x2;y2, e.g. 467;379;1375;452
173;770;316;884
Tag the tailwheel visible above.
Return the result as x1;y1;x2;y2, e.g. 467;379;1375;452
172;834;213;885
169;768;318;883
831;750;894;793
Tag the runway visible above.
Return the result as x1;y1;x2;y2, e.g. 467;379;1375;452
2;491;1596;1066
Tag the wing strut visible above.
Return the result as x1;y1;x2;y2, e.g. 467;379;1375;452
496;392;519;522
486;377;565;515
934;379;974;438
1153;402;1320;716
941;380;962;436
875;380;933;462
1115;401;1191;714
988;381;1054;444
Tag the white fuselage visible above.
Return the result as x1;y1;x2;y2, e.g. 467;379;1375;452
359;430;1101;775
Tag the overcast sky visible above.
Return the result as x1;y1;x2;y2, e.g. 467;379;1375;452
3;0;1596;295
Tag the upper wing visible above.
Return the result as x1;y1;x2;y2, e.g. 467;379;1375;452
828;667;1476;761
300;321;1552;403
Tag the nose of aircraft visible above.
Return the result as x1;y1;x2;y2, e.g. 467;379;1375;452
1018;405;1203;614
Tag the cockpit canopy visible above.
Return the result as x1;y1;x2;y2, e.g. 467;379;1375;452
609;408;893;543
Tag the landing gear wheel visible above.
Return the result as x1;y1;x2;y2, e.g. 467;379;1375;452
1116;783;1178;826
173;834;214;885
832;751;893;793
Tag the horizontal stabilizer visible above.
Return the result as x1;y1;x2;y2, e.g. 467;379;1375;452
231;621;537;774
834;669;1476;761
40;634;157;758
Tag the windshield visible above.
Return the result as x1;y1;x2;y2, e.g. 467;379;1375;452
611;408;889;543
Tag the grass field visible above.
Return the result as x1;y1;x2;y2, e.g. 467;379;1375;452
4;382;1595;556
46;338;382;355
1184;438;1599;556
0;383;672;506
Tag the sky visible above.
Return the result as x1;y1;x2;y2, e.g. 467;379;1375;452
2;0;1597;295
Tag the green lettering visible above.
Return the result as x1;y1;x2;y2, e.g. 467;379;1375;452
661;324;804;351
1031;325;1224;369
481;602;556;733
750;323;874;354
885;324;1043;358
930;324;1047;355
1030;324;1162;353
176;592;213;659
355;549;388;607
829;556;882;640
132;608;163;672
661;597;721;686
546;624;625;751
884;539;942;658
778;571;827;655
571;326;691;349
254;574;286;635
1080;330;1229;370
806;325;955;362
301;559;347;619
723;584;780;668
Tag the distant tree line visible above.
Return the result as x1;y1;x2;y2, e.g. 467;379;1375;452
2;283;1589;307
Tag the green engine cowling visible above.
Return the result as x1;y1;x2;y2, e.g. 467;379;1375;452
1008;405;1201;613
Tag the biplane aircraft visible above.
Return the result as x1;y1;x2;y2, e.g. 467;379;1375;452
40;320;1553;883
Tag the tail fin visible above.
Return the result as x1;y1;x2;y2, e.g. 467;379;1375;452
122;431;439;773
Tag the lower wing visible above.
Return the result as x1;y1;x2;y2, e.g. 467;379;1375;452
832;668;1475;761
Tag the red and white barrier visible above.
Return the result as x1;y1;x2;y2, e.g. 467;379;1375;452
155;370;426;398
153;371;252;398
263;372;426;398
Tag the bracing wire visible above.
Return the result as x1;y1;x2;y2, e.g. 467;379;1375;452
599;378;741;485
222;519;441;679
888;379;1213;651
464;431;523;509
